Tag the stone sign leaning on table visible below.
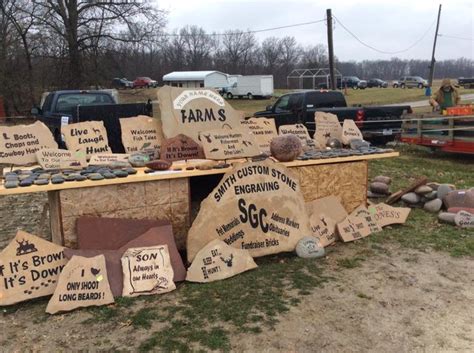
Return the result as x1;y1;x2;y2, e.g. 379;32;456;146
0;121;57;165
61;121;110;158
187;160;311;261
157;86;243;143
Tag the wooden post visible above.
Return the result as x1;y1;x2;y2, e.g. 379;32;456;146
327;9;336;90
48;191;64;245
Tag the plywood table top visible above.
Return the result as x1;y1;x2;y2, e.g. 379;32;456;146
0;152;399;196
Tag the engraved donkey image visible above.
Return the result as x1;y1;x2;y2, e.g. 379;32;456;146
220;254;234;267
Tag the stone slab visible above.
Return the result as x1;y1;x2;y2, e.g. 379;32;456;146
186;239;257;282
122;245;176;297
0;230;66;306
46;254;114;314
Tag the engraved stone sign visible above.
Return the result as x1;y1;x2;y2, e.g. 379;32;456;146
0;121;57;165
88;153;130;166
454;210;474;228
350;204;382;233
200;128;260;160
0;230;67;306
186;239;257;283
341;119;363;145
119;115;163;153
160;134;205;161
157;86;243;143
61;121;110;158
314;112;342;148
278;124;312;147
187;160;311;261
308;211;337;247
121;245;175;297
368;203;410;228
36;148;87;170
337;215;371;242
46;254;114;314
240;117;278;154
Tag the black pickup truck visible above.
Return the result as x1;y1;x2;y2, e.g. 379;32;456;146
31;90;152;152
458;77;474;89
254;90;412;141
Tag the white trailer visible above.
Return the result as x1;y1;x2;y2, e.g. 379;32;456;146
225;75;274;99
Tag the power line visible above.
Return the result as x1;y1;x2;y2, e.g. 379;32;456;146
333;15;436;54
157;19;326;37
438;34;474;41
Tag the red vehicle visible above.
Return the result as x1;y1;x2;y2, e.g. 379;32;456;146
132;77;158;88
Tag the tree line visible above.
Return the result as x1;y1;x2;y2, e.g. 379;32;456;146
1;1;473;115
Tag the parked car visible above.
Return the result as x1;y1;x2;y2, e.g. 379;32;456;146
458;77;474;89
254;90;412;142
397;76;428;89
133;77;158;88
112;77;133;89
367;78;388;88
342;76;367;89
31;90;151;151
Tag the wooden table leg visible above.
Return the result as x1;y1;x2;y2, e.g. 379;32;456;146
48;191;64;245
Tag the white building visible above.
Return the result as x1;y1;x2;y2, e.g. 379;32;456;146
162;71;229;89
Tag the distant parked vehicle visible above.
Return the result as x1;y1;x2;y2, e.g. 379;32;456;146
342;76;367;89
112;78;133;89
367;78;388;88
398;76;428;89
133;77;158;88
458;77;474;89
392;80;401;88
223;75;274;99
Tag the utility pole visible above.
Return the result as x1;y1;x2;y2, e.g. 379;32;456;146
428;4;442;87
327;9;336;90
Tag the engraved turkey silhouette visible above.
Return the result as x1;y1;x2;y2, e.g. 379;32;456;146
90;267;100;276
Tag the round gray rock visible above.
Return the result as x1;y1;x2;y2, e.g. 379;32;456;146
437;184;454;201
424;190;438;200
295;236;325;259
88;173;105;181
370;182;390;195
423;198;442;213
4;180;19;189
373;175;391;185
401;192;421;204
415;185;433;195
34;179;50;186
438;212;456;224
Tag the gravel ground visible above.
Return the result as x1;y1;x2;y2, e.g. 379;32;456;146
0;192;50;248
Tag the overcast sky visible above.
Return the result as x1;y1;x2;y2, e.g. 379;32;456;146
157;0;473;61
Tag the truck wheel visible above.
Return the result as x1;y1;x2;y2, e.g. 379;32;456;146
393;84;398;88
247;93;253;99
352;86;358;90
226;92;233;99
400;83;405;89
418;83;423;89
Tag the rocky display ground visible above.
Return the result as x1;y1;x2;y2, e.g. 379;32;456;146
1;145;473;352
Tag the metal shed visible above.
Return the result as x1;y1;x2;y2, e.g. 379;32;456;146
287;68;342;89
162;71;229;89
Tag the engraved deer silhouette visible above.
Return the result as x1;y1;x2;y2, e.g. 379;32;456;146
220;254;234;267
16;239;37;255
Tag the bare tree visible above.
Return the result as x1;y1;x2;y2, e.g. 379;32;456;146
260;37;282;72
180;26;215;70
29;0;166;88
219;30;257;74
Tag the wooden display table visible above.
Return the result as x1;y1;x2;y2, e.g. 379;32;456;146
0;152;398;249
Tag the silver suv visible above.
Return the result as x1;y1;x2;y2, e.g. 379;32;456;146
397;76;428;89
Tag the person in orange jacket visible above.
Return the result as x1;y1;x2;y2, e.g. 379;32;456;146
429;78;460;110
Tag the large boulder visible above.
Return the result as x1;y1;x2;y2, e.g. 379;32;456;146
444;189;474;210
